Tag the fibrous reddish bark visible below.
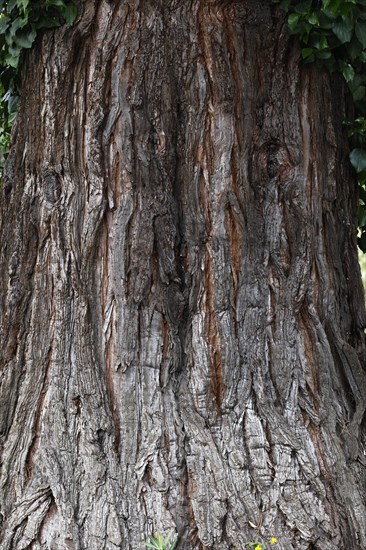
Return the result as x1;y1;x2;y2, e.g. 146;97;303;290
0;1;365;549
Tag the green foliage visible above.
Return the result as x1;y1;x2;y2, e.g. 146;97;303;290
245;536;278;549
346;119;366;248
144;531;177;550
273;0;366;251
0;0;77;170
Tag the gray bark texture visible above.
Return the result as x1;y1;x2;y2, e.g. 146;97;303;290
0;1;366;548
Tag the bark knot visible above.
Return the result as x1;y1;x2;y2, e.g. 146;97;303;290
41;170;61;204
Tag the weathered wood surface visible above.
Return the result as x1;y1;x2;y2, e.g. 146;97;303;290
0;1;366;548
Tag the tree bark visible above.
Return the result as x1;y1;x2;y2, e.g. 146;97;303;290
1;1;366;549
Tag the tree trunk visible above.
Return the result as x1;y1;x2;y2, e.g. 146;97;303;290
1;1;365;548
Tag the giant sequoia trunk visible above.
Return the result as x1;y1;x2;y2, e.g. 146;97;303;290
0;1;366;549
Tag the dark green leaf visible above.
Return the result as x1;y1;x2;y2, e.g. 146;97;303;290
302;47;314;59
0;15;10;34
4;51;19;68
308;13;319;25
358;231;366;251
339;60;355;81
13;28;36;49
316;49;332;59
347;35;363;60
60;4;77;25
322;0;343;15
7;93;18;112
353;85;366;101
288;13;300;30
350;148;366;172
10;16;28;36
355;20;366;48
358;205;366;227
6;0;19;13
359;185;366;203
332;19;353;43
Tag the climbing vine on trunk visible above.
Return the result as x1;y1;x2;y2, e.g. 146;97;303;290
275;0;366;249
0;0;77;168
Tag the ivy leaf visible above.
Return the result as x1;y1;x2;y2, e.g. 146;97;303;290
0;16;10;34
319;34;329;49
61;4;78;25
4;52;20;68
322;0;343;15
318;12;336;29
359;205;366;227
359;185;366;203
302;47;314;59
288;13;300;30
358;231;366;252
332;19;353;43
353;85;366;101
13;29;36;49
6;0;19;14
339;60;355;82
355;21;366;48
347;35;363;60
308;13;319;26
350;148;366;172
6;93;18;113
9;16;28;37
316;49;332;59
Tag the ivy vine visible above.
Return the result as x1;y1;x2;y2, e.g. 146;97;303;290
0;0;77;168
274;0;366;250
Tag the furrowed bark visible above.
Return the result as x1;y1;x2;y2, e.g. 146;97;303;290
0;1;365;549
